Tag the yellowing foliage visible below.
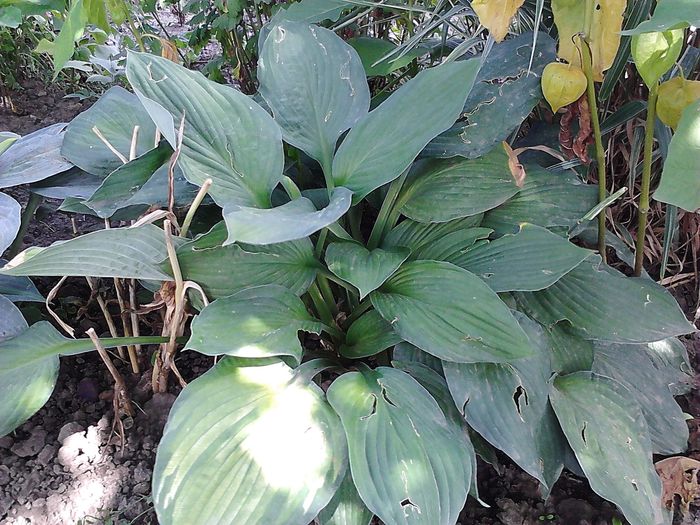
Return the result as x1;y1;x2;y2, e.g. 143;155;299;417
657;76;700;130
551;0;626;81
541;62;587;113
472;0;526;42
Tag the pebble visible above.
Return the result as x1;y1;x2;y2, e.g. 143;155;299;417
0;465;10;485
10;429;47;458
0;436;14;449
36;445;56;466
57;422;84;444
133;481;150;495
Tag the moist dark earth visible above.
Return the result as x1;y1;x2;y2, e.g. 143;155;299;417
1;80;700;525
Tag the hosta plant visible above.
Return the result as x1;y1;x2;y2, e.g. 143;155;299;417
1;18;697;525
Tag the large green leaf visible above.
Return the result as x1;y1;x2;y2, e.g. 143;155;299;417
0;260;42;302
332;59;481;201
550;372;667;525
623;0;700;34
175;224;317;299
325;242;409;299
397;145;520;222
514;259;695;343
593;340;689;454
0;123;73;188
454;224;592;292
382;216;488;257
654;99;700;212
153;357;347;525
223;187;353;245
340;310;403;359
317;469;373;525
62;86;157;176
1;225;174;281
0;193;20;254
443;312;566;492
185;285;327;364
544;321;595;375
347;37;424;78
259;21;369;168
84;141;173;217
392;342;444;375
276;0;351;23
424;32;556;159
370;261;534;363
631;29;684;89
51;0;86;77
0;318;168;436
126;51;284;208
482;166;599;235
327;366;472;525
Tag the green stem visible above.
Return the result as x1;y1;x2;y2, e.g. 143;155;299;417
126;13;146;52
180;178;212;238
318;267;355;292
7;192;41;259
308;283;336;329
634;84;659;277
281;176;302;200
345;299;372;326
317;274;337;315
581;38;607;263
314;228;328;259
367;172;407;250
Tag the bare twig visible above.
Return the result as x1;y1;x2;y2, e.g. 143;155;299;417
86;277;126;359
46;276;75;338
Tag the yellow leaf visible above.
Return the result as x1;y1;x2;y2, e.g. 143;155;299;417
657;76;700;130
551;0;627;81
472;0;526;42
656;456;700;514
541;62;587;113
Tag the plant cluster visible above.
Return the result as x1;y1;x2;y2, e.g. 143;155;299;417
0;1;699;525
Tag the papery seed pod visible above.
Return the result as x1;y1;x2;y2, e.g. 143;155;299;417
657;76;700;130
542;62;587;114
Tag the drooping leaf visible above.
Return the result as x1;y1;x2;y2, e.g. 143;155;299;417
62;86;157;176
443;312;567;492
0;193;20;255
332;59;481;201
126;51;284;208
425;32;556;159
514;258;695;343
656;77;700;131
398;145;520;222
153;357;347;525
472;0;526;42
623;0;700;34
654;99;700;212
185;285;328;365
631;29;684;89
347;37;424;77
327;366;472;525
0;260;42;302
551;0;627;81
593;340;689;454
0;123;72;188
454;224;592;292
85;141;173;217
317;469;373;525
325;242;409;299
175;224;317;299
370;261;534;363
30;169;102;200
1;225;175;281
550;372;667;525
340;310;403;359
482;165;599;234
223;187;353;245
541;62;587;113
259;21;369;168
51;0;86;77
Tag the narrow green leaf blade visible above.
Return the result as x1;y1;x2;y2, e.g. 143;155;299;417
153;358;347;525
370;261;534;363
340;310;403;359
0;193;20;254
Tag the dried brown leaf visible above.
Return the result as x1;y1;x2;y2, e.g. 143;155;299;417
655;456;700;513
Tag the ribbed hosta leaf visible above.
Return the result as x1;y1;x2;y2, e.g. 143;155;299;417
514;259;694;343
370;261;534;363
127;52;284;208
482;166;599;234
223;188;352;245
153;357;347;525
332;59;481;202
175;224;317;299
0;123;73;188
317;470;374;525
392;342;444;375
327;366;472;525
325;242;409;299
259;21;369;167
185;285;328;364
455;224;592;292
382;216;488;258
550;372;668;525
0;193;20;254
443;312;566;492
62;87;157;176
0;274;42;302
593;340;689;454
544;322;595;375
398;146;520;222
340;310;402;359
1;225;174;281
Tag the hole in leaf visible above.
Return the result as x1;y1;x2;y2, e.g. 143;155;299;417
580;421;588;445
361;394;378;420
381;387;397;407
595;3;601;9
512;385;528;415
400;498;419;510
